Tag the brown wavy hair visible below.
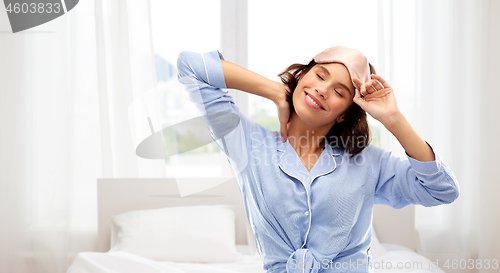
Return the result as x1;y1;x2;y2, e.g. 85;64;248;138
278;60;377;158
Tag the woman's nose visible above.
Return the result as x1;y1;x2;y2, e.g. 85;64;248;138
316;85;327;98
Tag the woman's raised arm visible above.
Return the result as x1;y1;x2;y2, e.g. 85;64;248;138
220;60;292;142
220;60;283;101
177;50;292;175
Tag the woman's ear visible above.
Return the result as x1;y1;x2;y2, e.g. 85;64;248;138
336;114;345;123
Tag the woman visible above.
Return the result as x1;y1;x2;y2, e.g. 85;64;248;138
176;47;459;273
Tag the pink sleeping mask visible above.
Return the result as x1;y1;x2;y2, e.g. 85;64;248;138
313;46;371;91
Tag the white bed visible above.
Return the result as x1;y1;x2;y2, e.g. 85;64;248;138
67;178;445;273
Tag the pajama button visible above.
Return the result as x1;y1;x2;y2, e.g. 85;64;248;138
305;211;309;216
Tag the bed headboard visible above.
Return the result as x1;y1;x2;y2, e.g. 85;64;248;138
97;178;415;252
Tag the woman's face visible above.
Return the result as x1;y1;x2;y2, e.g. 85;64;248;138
292;63;356;128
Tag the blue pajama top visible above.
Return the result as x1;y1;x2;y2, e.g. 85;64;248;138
176;50;460;273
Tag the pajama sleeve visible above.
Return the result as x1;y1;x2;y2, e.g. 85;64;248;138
176;50;257;175
370;142;460;208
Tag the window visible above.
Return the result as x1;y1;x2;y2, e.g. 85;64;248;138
150;0;223;177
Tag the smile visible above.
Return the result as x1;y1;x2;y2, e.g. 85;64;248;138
304;92;325;110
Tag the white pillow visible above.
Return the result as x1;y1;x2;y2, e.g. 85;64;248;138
370;222;389;258
109;204;243;263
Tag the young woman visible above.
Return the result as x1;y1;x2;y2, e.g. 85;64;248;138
176;47;459;273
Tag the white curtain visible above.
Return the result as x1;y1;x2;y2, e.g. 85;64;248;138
0;0;161;272
377;1;500;272
94;0;163;178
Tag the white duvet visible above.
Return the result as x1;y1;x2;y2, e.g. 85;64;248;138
67;244;445;273
67;251;264;273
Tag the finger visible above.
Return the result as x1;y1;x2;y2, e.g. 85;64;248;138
368;83;378;93
280;123;287;142
370;74;392;90
364;88;392;102
353;88;366;109
363;79;380;94
353;77;370;97
281;131;287;142
361;82;367;96
352;77;364;91
380;88;393;97
370;78;384;90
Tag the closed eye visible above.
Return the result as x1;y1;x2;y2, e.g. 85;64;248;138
335;89;343;97
316;74;324;81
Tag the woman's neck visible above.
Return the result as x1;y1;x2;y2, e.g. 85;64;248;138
286;112;333;157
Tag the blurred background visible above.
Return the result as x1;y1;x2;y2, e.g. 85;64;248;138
1;0;499;272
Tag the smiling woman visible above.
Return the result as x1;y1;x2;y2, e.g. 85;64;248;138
278;47;376;157
176;47;460;273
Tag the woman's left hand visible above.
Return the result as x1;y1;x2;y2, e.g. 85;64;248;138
352;74;401;125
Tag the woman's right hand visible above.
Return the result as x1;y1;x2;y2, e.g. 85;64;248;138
271;82;292;143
